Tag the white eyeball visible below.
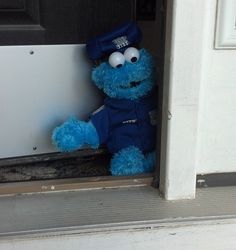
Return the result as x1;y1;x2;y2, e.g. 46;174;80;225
124;47;140;63
109;52;125;68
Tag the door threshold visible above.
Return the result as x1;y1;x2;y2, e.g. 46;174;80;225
0;174;153;196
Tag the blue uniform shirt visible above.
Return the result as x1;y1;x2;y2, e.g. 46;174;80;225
91;94;157;154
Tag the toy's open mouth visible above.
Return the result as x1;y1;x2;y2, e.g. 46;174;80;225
120;81;142;89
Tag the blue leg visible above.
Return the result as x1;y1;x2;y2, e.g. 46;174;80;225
52;116;99;152
143;151;156;173
110;146;145;176
111;147;156;176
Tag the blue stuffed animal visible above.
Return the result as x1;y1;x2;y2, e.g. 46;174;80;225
52;22;157;176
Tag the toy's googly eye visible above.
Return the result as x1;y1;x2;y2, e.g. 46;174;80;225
109;52;125;68
124;47;140;63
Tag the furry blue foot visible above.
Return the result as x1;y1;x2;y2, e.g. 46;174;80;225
52;116;99;152
143;151;156;173
110;146;145;176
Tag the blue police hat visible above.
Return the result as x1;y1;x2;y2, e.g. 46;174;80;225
86;22;142;60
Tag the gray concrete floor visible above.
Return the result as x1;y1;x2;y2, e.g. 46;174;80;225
0;186;236;237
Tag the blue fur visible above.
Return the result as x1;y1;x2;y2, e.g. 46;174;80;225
85;121;100;148
92;49;155;100
110;146;156;176
143;151;156;172
52;116;99;152
52;48;156;176
111;146;145;176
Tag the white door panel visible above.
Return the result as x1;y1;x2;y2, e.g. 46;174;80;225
0;45;102;158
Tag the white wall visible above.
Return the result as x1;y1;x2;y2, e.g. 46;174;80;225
196;0;236;174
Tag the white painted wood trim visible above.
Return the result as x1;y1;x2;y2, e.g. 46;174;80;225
215;0;236;49
160;0;206;200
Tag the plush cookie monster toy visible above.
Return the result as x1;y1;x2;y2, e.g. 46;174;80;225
52;22;157;176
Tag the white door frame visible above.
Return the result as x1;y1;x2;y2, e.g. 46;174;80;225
159;0;208;200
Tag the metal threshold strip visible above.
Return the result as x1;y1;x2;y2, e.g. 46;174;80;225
1;185;236;239
0;174;153;196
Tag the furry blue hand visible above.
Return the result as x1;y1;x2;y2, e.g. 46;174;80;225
52;117;99;152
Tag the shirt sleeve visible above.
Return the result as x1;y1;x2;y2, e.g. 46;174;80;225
90;106;110;145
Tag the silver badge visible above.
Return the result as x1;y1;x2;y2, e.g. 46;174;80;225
112;36;129;49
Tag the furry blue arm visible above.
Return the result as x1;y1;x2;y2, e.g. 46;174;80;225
52;116;99;152
85;121;100;148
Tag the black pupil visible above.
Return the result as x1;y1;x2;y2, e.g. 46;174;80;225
131;57;137;63
116;64;122;68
